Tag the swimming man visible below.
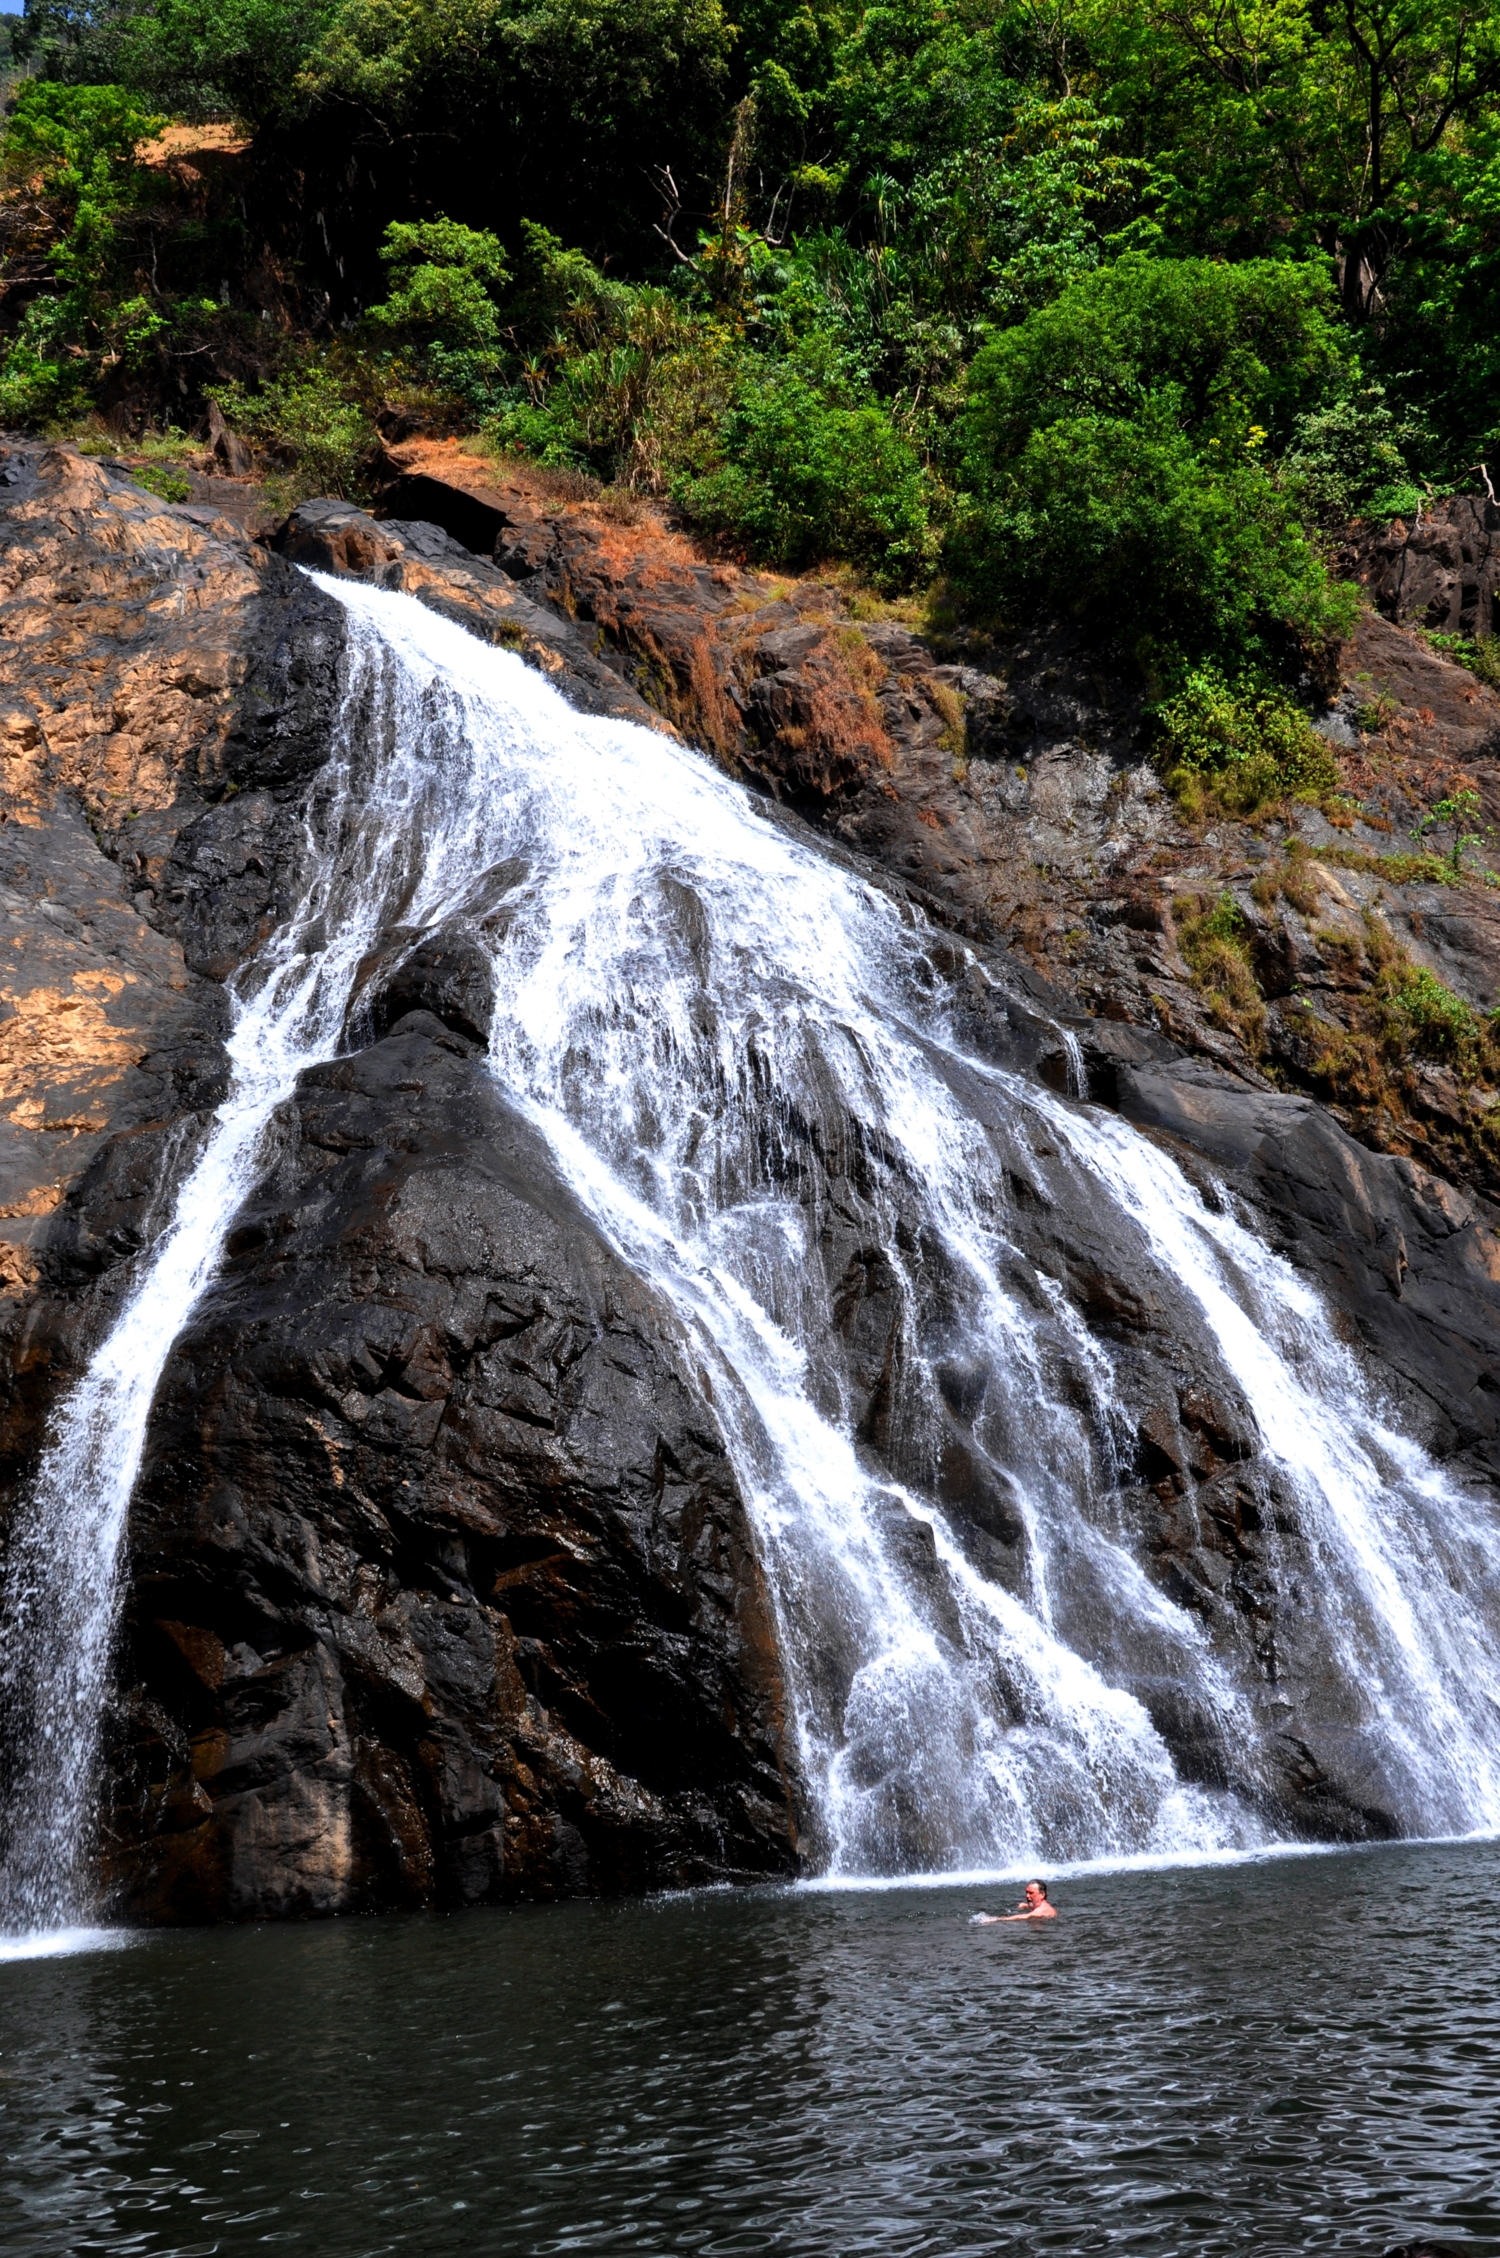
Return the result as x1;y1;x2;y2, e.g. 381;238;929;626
973;1880;1057;1922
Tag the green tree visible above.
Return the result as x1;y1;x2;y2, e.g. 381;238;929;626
962;253;1349;453
369;218;510;353
17;0;337;127
1084;0;1500;321
954;255;1358;655
0;81;171;423
295;0;733;249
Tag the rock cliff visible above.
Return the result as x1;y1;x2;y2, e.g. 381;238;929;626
2;437;1499;1916
0;443;797;1914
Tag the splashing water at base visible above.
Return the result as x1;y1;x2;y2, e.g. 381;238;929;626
3;576;1499;1930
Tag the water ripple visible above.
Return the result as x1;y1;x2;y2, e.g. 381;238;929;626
1;1840;1497;2256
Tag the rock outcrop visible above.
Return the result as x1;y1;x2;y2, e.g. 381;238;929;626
106;1019;795;1917
0;443;802;1914
0;441;344;1467
3;438;1500;1913
1347;494;1500;640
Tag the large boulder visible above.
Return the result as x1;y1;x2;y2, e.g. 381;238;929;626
103;1017;799;1917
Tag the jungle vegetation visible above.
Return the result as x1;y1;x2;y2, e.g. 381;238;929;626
3;0;1499;692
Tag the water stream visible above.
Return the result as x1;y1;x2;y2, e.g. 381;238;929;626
2;576;1498;1931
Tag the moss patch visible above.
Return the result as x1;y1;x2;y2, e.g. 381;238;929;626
1174;888;1266;1050
1155;665;1339;820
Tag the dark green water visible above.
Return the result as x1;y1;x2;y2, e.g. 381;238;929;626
2;1839;1498;2257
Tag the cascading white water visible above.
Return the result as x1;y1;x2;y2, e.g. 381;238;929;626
4;574;1499;1931
0;609;584;1929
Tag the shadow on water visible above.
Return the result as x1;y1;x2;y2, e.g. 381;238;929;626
0;1837;1497;2257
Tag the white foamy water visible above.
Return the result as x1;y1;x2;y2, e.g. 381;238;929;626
3;574;1498;1929
0;1925;134;1963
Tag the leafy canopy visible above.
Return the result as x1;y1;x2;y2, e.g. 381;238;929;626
963;255;1350;458
368;219;511;354
953;256;1360;656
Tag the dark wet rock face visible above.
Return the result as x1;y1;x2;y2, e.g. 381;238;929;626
0;444;346;1476
104;1020;798;1916
1115;1058;1500;1478
1347;496;1500;641
0;446;803;1916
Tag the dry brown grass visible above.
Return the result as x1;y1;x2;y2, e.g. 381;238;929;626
1172;890;1266;1052
778;631;893;774
136;122;251;168
688;632;738;756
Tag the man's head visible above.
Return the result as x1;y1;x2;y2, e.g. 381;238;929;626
1024;1880;1048;1904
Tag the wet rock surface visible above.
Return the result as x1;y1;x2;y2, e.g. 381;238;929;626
3;441;1500;1911
0;442;804;1915
276;499;677;735
1346;495;1500;641
104;1017;798;1916
0;442;344;1471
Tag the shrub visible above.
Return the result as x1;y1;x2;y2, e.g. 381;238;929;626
1299;918;1499;1124
1153;663;1340;815
131;462;193;502
962;256;1347;455
366;218;511;402
1174;888;1265;1048
485;290;740;489
209;359;376;500
953;255;1357;660
1280;385;1419;524
1;79;165;191
469;222;737;485
1365;480;1431;521
1423;630;1500;691
0;325;89;427
951;410;1353;654
1383;964;1482;1062
675;362;937;588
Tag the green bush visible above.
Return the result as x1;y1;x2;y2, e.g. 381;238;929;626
1423;630;1500;690
1;78;165;188
210;359;376;499
953;255;1357;659
0;327;89;428
1383;964;1483;1062
1280;385;1419;524
1154;663;1340;814
675;362;936;588
131;462;193;502
369;218;510;349
950;408;1354;655
961;256;1348;458
482;232;740;487
1364;479;1430;521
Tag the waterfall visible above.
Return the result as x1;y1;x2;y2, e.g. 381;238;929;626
4;575;1499;1931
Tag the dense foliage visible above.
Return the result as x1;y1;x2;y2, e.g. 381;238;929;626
7;0;1500;683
